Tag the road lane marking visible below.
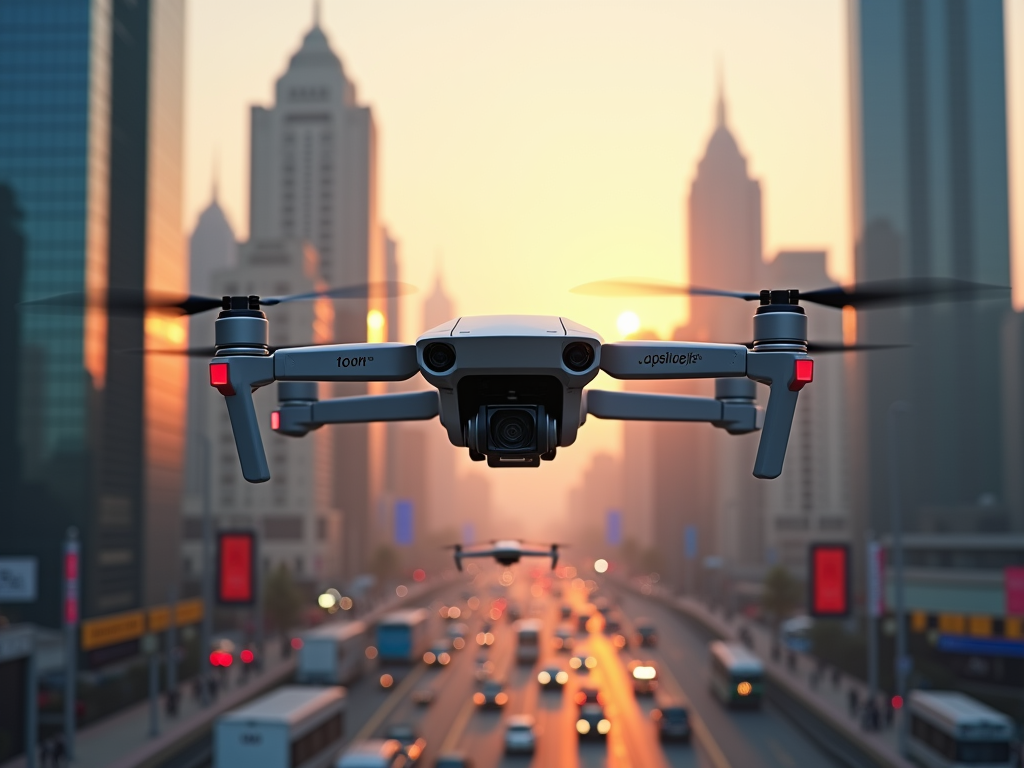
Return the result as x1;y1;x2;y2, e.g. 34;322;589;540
439;695;477;753
351;663;428;744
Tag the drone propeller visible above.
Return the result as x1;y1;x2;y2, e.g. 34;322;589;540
22;281;417;317
571;277;1007;310
119;343;319;358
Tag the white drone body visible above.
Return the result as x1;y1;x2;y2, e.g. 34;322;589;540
448;540;563;571
207;293;814;483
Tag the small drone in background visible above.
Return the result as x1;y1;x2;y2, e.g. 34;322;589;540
446;540;565;571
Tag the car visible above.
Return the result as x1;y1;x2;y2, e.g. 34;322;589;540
576;703;611;739
383;724;426;764
576;613;592;633
434;753;475;768
603;615;622;634
569;653;597;673
474;653;495;681
559;604;573;620
410;687;435;706
473;678;508;709
629;660;658;695
504;715;537;754
636;619;658;648
651;699;691;742
423;639;452;666
536;664;569;690
553;624;575;652
447;622;469;650
573;686;604;709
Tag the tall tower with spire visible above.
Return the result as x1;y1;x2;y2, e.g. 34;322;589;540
423;263;455;332
247;15;384;578
641;77;766;594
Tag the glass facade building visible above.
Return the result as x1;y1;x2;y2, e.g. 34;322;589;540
849;0;1012;534
0;0;185;648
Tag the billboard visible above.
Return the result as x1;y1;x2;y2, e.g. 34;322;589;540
808;543;850;618
217;531;256;605
606;510;622;546
0;557;37;602
394;500;414;546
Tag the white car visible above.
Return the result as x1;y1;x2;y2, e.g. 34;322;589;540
504;715;537;754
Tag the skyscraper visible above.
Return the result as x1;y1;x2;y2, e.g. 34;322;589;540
248;14;384;577
0;0;186;658
182;182;237;518
849;0;1012;534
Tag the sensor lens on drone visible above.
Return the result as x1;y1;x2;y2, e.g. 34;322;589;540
562;342;595;372
423;342;457;373
489;408;537;451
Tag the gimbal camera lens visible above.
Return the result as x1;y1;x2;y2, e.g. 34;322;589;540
423;342;457;373
562;342;595;372
489;409;536;450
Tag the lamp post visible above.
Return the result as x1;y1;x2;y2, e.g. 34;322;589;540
63;527;79;762
887;401;911;754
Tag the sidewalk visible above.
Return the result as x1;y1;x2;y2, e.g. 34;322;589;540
629;580;916;768
2;574;457;768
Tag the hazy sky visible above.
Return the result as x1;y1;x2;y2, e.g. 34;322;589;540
184;1;1024;520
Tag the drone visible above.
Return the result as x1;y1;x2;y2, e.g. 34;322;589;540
28;276;1004;483
447;540;564;571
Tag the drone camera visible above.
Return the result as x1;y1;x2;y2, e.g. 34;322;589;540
466;403;557;468
562;342;595;372
423;342;456;373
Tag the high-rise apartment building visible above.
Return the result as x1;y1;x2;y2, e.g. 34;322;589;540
248;15;384;577
0;0;186;653
849;0;1012;535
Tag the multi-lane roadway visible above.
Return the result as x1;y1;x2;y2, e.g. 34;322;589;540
309;569;843;768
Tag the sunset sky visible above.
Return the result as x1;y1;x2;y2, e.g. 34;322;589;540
183;1;1024;521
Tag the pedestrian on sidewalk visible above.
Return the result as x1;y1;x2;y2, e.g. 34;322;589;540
885;697;895;728
848;687;859;717
166;686;179;717
40;737;54;768
52;734;66;767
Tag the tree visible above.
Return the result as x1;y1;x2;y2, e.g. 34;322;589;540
762;565;801;626
264;563;302;636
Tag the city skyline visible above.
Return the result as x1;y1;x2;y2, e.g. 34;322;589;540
184;0;1024;348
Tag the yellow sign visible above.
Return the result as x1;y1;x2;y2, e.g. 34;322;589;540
176;598;203;626
81;611;146;651
150;599;204;633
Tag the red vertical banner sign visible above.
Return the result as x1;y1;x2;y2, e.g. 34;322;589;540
809;543;851;618
64;538;80;625
1006;566;1024;616
217;531;255;605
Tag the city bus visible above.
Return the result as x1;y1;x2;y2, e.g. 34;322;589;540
376;609;432;663
214;685;345;768
709;641;764;708
515;618;543;664
907;690;1016;768
296;620;372;685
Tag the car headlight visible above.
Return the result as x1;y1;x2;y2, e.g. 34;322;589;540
585;656;597;669
576;719;591;734
597;719;611;734
538;671;551;684
555;671;569;684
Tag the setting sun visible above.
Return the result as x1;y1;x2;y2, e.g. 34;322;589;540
616;311;641;338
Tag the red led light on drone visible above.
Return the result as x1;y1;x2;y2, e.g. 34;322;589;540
271;411;280;431
789;358;814;391
209;362;235;396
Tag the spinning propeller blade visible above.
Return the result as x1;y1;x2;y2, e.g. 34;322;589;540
572;276;1007;309
728;340;909;354
23;281;417;317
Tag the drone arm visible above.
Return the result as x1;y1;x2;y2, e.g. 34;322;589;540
276;391;439;435
585;388;762;435
586;390;721;422
745;352;812;479
600;341;747;380
273;343;420;382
